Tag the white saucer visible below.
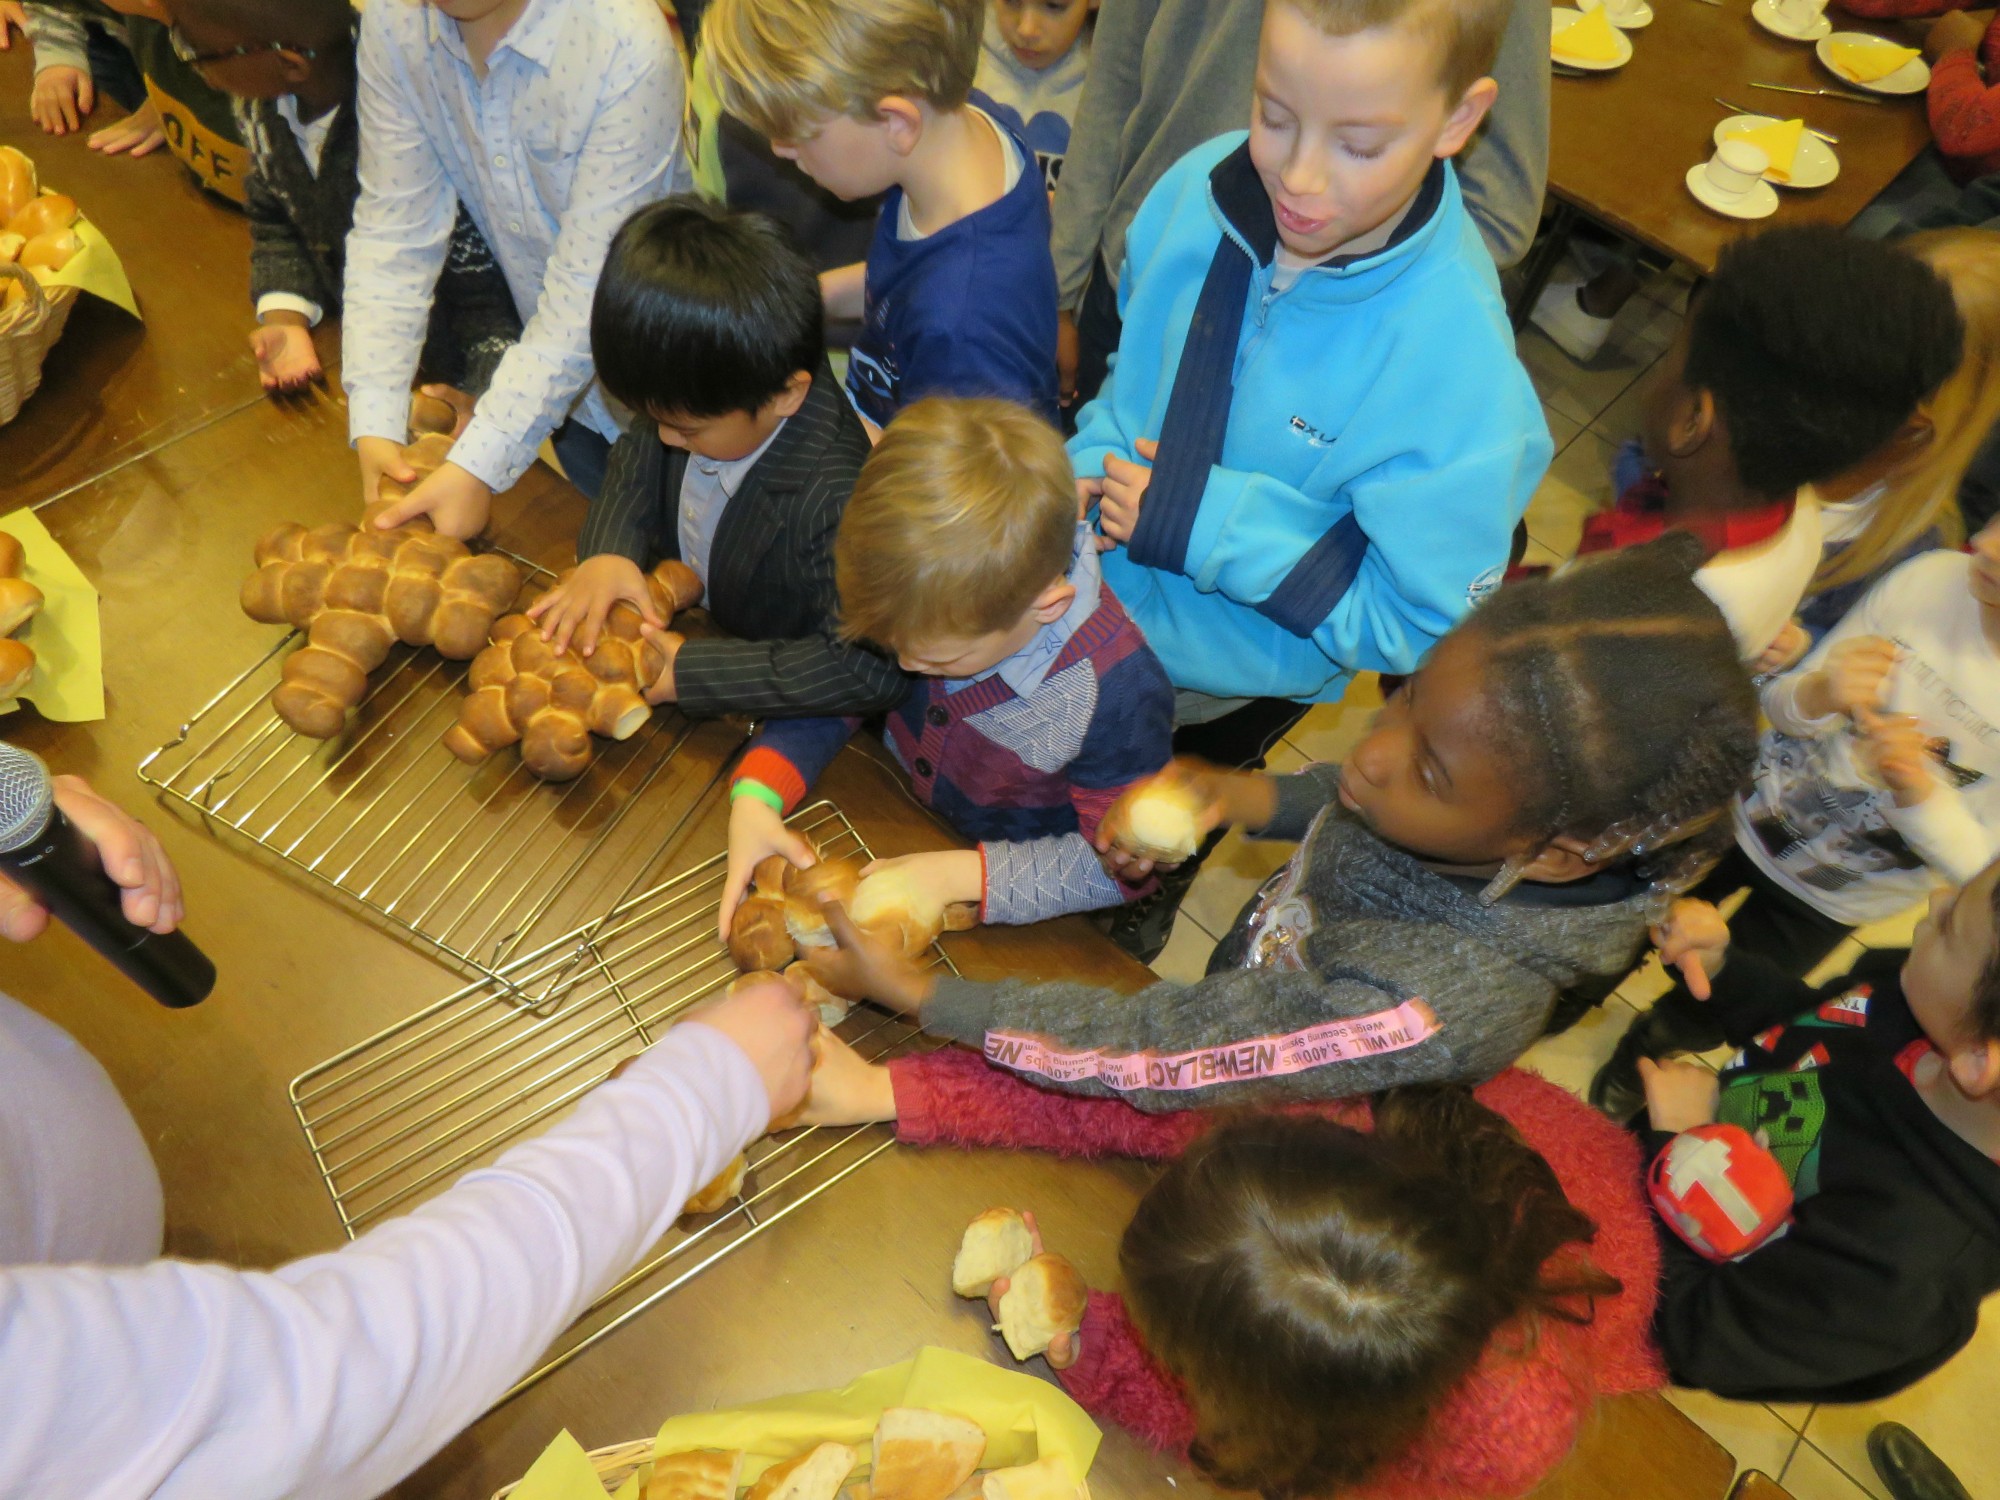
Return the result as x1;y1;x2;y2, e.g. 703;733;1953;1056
1686;165;1781;219
1751;0;1831;43
1550;7;1636;70
1714;115;1841;188
1816;32;1931;94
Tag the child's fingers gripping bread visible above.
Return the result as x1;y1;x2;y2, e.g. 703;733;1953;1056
994;1254;1087;1361
784;858;865;947
646;1448;744;1500
730;894;798;973
1112;776;1205;864
951;1208;1035;1298
745;1441;859;1500
869;1408;986;1500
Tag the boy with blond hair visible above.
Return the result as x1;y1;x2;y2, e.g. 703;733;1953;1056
702;0;1060;425
1076;0;1551;757
718;398;1173;932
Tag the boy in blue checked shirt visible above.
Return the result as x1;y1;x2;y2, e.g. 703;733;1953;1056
346;0;690;539
702;0;1060;428
717;398;1174;934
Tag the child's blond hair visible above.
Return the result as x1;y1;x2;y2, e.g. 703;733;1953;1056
836;399;1076;650
701;0;984;143
1282;0;1511;100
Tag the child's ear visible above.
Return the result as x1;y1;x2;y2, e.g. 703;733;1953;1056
1512;834;1601;885
1435;77;1499;159
1947;1037;2000;1099
1030;578;1077;625
771;369;813;420
1885;410;1937;467
876;96;926;156
277;49;316;88
1665;386;1717;461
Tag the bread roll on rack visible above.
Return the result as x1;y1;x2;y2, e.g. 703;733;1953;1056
442;559;702;781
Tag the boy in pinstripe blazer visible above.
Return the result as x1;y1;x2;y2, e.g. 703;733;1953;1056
527;197;906;720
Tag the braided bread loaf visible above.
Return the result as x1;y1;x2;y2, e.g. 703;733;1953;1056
442;559;703;781
241;437;524;739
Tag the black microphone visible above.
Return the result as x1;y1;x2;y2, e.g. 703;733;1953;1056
0;744;214;1007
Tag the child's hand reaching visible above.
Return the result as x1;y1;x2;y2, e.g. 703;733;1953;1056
718;794;817;941
985;1211;1081;1370
250;318;322;394
637;624;685;704
89;99;165;156
1639;1058;1721;1135
1799;635;1898;720
1097;437;1157;547
1651;898;1729;1000
0;3;27;49
30;64;94;134
793;1027;898;1126
525;554;661;658
1751;618;1810;677
371;460;493;539
806;899;936;1016
1858;707;1939;807
1096;757;1275;881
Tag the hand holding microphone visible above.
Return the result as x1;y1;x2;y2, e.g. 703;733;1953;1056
0;744;213;1006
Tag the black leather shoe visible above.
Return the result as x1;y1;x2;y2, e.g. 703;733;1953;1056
1588;987;1729;1121
1867;1422;1971;1500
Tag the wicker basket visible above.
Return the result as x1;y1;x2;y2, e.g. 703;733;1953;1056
0;261;81;427
490;1438;653;1500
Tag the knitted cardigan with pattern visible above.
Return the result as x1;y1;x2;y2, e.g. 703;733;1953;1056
887;1048;1666;1500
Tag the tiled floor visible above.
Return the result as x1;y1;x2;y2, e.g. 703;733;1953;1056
1151;284;1998;1500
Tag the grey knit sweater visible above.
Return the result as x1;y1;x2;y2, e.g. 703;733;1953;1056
923;764;1654;1111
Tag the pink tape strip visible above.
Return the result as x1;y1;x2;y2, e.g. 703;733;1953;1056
983;1000;1442;1094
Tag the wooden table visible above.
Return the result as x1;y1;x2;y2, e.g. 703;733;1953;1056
1515;1;1935;320
0;44;339;508
0;66;1734;1500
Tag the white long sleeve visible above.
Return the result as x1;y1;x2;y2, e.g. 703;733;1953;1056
0;1022;767;1500
1735;549;2000;925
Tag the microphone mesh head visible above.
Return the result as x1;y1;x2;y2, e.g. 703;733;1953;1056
0;742;54;854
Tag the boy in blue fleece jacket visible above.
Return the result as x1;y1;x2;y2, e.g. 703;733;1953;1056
1075;0;1551;706
719;399;1174;935
703;0;1060;428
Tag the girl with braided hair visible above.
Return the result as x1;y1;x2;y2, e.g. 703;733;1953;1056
805;535;1761;1111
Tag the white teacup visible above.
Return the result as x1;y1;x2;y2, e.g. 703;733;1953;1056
1703;140;1771;199
1775;0;1827;29
1581;0;1645;21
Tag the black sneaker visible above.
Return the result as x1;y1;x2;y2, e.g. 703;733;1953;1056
1868;1424;1972;1500
1096;863;1199;966
1589;987;1728;1122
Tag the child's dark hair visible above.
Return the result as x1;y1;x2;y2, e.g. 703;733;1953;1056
1689;227;1963;498
591;196;824;421
1122;1090;1620;1499
172;0;357;48
1467;534;1758;886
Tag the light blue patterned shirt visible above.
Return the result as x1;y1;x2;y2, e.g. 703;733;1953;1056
342;0;691;490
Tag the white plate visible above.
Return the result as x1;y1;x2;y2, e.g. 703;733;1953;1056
1686;164;1781;220
1751;0;1831;43
1713;115;1841;188
1550;7;1636;70
1816;32;1931;94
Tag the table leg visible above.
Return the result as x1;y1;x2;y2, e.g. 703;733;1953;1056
1510;201;1580;332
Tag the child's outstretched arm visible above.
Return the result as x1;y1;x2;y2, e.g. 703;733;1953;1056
715;719;861;937
806;904;1468;1114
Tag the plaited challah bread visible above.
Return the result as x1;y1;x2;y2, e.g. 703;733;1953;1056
443;559;703;781
241;492;524;740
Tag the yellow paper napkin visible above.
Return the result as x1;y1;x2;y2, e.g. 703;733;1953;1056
503;1348;1103;1500
1827;36;1920;84
1554;6;1623;63
1734;117;1806;182
0;507;105;723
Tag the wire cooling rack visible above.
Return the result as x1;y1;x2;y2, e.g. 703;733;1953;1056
289;802;953;1400
137;552;748;988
